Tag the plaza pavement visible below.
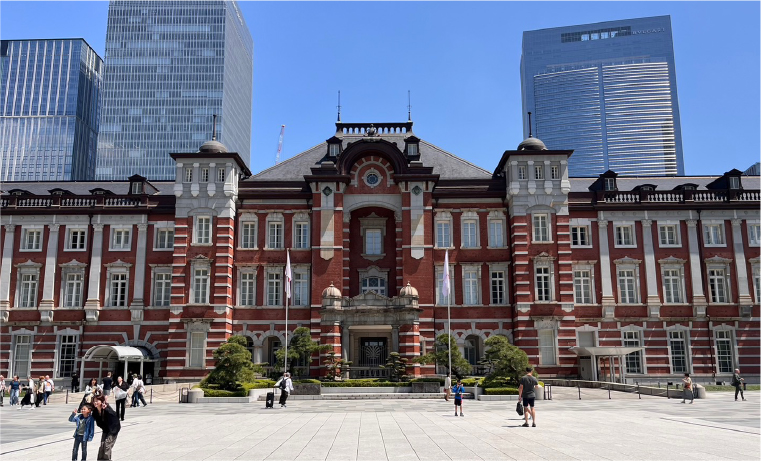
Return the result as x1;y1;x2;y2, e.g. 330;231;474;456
0;388;758;461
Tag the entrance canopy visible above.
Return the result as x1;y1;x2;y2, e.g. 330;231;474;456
568;346;643;357
83;345;152;362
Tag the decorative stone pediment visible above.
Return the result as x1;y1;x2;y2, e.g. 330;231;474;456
59;259;88;269
532;252;555;261
613;256;642;265
14;259;43;269
104;259;132;269
704;256;732;265
658;256;687;265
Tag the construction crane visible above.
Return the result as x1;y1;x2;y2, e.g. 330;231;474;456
275;124;285;164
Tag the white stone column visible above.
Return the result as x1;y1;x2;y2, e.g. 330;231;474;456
0;225;16;317
686;220;707;316
84;224;105;314
731;219;753;306
253;345;263;364
130;223;149;310
392;326;400;353
341;323;350;379
641;219;661;317
39;224;61;311
598;217;616;316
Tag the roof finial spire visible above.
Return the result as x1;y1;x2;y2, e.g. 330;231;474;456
337;91;341;122
527;112;533;138
212;114;218;141
407;90;412;121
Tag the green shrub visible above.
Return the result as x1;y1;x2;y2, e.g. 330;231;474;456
410;377;445;384
321;380;408;388
703;384;760;392
484;387;519;395
200;388;246;397
294;379;321;384
460;378;484;387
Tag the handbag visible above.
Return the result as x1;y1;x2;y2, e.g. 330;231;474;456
114;387;127;400
516;401;524;416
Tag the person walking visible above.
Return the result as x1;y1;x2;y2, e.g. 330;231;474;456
277;372;293;408
44;375;54;404
101;372;113;397
0;375;6;407
681;373;694;404
732;368;746;401
69;404;95;461
518;367;538;427
35;375;46;407
9;375;21;406
92;395;121;461
131;374;147;407
452;379;465;416
444;373;452;402
20;377;36;409
71;371;79;393
113;376;129;421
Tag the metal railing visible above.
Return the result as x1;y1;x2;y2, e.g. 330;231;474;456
349;367;390;379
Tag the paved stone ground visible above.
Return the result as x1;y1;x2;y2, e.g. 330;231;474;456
1;389;758;460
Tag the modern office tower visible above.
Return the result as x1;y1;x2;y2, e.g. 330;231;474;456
0;39;103;181
95;0;253;180
521;16;684;177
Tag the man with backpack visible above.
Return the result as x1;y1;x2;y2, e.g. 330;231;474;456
732;369;746;401
277;372;293;408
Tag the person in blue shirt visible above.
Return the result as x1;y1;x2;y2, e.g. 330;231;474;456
69;404;95;461
452;379;465;417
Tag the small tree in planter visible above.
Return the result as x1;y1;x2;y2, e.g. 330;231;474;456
323;351;352;381
204;335;263;391
380;352;409;382
481;335;530;386
413;334;471;379
275;327;331;378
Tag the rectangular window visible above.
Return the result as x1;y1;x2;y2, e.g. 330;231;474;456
518;166;527;180
659;224;680;246
538;330;556;365
267;272;282;306
23;229;42;250
67;229;86;250
663;268;683;303
753;266;761;302
200;167;209;183
184;167;193;183
715;330;734;374
58;335;78;378
294;222;309;249
20;274;38;307
189;331;205;367
604;178;616;191
155;228;174;249
131;182;142;194
64;273;83;307
110;273;127;307
574;270;592;304
407;144;418;156
240;272;255;306
488;220;504;247
623;331;642;374
436;222;451;248
193;269;209;304
13;335;31;378
241;223;256;249
669;331;687;373
217;167;226;182
361;277;386;296
462;221;478;248
615;225;634;246
618;269;637;304
293;271;309;306
329;144;340;156
571;225;589;246
535;266;551;302
704;224;725;245
551;165;559;179
365;229;382;254
154;272;171;307
748;224;760;246
533;214;550;242
490;270;505;305
195;217;211;244
534;165;544;180
463;268;479;305
112;229;131;250
436;267;452;305
268;222;283;249
708;268;728;303
729;176;740;189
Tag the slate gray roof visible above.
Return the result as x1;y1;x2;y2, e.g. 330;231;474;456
1;181;175;196
569;176;722;193
250;133;493;181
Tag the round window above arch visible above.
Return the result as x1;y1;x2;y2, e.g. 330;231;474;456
364;169;382;188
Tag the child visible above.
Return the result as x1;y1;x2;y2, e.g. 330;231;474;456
452;379;465;417
69;404;95;461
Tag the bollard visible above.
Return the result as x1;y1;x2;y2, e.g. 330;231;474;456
150;388;153;404
608;385;611;400
637;384;641;399
666;383;670;399
66;389;69;404
578;385;581;400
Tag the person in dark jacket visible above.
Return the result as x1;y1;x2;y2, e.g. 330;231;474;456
113;376;130;421
92;395;121;460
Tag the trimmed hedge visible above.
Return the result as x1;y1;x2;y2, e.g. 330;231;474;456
410;377;444;384
321;380;409;388
461;378;484;387
704;385;760;392
199;379;276;397
294;379;321;384
484;387;519;395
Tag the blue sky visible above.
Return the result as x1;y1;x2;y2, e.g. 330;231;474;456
2;1;759;176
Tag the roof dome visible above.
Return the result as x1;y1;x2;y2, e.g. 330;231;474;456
399;282;419;297
517;136;547;151
322;282;341;298
198;139;228;154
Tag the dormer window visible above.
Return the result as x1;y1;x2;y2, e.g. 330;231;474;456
407;143;418;156
405;136;420;157
131;182;143;195
329;144;340;156
604;178;616;191
683;185;696;191
640;185;654;191
327;137;342;157
729;176;740;189
184;168;193;183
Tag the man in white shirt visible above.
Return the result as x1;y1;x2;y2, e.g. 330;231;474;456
44;375;54;404
277;372;294;408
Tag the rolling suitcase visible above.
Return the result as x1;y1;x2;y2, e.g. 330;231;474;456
265;390;275;408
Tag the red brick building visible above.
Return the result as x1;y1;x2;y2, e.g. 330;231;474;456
1;121;759;385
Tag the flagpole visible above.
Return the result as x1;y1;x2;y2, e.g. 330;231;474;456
444;250;452;375
284;248;291;374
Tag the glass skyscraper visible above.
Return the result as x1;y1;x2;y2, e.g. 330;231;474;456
0;39;103;181
95;0;253;181
521;16;684;177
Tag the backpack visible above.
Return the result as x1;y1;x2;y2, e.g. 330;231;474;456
279;379;287;390
731;375;740;386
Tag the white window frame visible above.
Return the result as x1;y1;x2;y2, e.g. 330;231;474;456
186;322;210;368
192;267;210;305
365;229;383;255
56;332;79;378
11;332;33;378
359;266;389;297
435;211;453;249
151;267;172;307
573;263;595;305
18;272;40;308
532;214;551;243
184;167;193;183
533;259;555;302
621;327;645;374
65;226;88;251
538;329;557;366
59;262;87;308
14;261;42;309
237;268;257;307
292;266;310;306
751;259;760;303
706;259;732;304
200;167;209;183
239;215;258;250
604;177;616;191
154;227;174;251
614;257;642;305
20;226;43;251
461;211;480;249
293;213;310;249
489;264;508;305
551;165;560;179
747;223;760;247
658;222;681;247
666;327;691;374
265;266;283;306
217;167;226;183
703;222;726;247
462;264;481;306
714;328;736;374
534;165;544;180
487;212;506;248
435;264;455;305
266;213;284;250
110;227;132;251
614;223;636;248
193;216;212;245
659;259;686;304
109;272;129;307
571;225;591;247
518;165;527;180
